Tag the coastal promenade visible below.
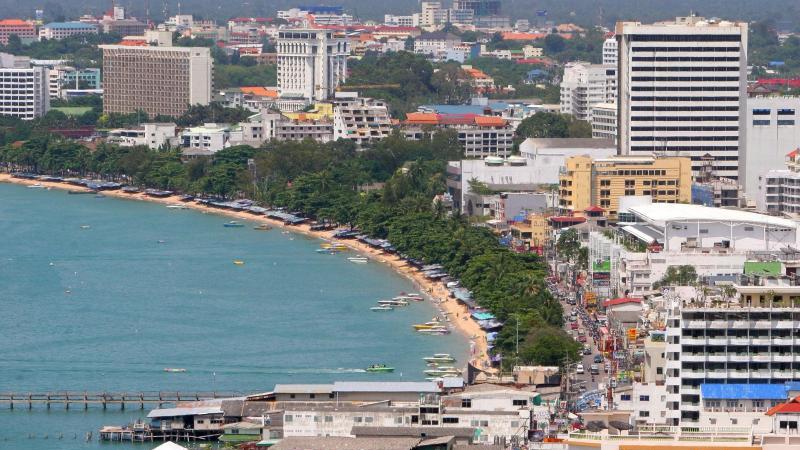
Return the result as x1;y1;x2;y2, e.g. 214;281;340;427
0;173;492;371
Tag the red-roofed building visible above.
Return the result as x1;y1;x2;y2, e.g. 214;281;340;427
461;65;495;92
766;396;800;433
602;297;642;308
402;112;514;158
0;19;36;45
501;32;546;41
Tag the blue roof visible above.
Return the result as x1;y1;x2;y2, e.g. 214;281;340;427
700;383;788;400
44;21;97;29
785;382;800;392
419;102;509;115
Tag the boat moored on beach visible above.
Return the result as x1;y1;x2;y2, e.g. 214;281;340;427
166;204;188;209
223;221;244;228
347;257;368;264
254;224;273;231
377;299;409;307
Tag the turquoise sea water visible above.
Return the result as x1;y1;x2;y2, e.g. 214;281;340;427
0;183;467;449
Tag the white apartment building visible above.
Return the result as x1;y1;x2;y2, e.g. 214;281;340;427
107;123;177;149
235;111;333;146
276;29;348;107
332;92;393;146
414;32;462;61
560;62;617;121
591;102;618;143
617;16;748;180
613;382;669;426
180;123;231;153
38;21;98;40
384;14;418;27
518;137;617;183
403;115;516;158
602;37;618;66
420;2;448;28
0;53;50;119
663;285;800;426
757;149;800;214
744;96;800;199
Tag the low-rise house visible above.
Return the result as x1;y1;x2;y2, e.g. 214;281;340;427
180;123;231;153
147;406;225;433
219;421;264;445
404;113;514;158
107;123;178;150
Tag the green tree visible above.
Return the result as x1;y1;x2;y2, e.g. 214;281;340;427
516;112;570;139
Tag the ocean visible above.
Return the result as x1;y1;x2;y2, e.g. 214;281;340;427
0;183;467;449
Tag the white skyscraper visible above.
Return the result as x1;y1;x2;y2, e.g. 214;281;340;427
602;37;618;66
276;29;348;109
617;16;748;180
560;61;617;121
0;53;50;119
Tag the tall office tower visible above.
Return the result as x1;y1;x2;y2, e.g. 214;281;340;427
617;16;748;180
276;29;348;106
0;53;50;119
100;41;212;117
453;0;501;16
420;2;448;27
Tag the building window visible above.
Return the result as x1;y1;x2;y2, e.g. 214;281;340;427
752;109;771;115
621;394;631;401
461;399;472;408
753;120;770;126
640;395;650;401
512;399;528;406
443;417;459;424
285;415;293;422
778;120;796;126
640;411;650;417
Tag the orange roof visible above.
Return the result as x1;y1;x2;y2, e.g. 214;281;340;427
474;116;506;127
502;32;546;41
405;112;440;125
240;86;278;98
119;39;147;46
0;19;31;26
788;148;800;158
766;396;800;416
463;67;491;79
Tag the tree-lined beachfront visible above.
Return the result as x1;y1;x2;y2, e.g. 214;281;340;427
1;130;578;367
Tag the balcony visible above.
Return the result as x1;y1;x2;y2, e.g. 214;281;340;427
708;354;727;363
751;338;771;345
681;337;706;345
773;337;794;345
707;337;729;345
683;370;707;379
754;320;772;329
728;337;750;345
752;354;771;362
728;370;750;379
751;370;773;378
687;320;707;328
729;353;750;362
731;320;749;328
774;321;795;329
773;370;794;379
708;320;727;328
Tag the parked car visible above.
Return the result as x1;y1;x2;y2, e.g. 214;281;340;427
583;346;592;355
590;364;600;375
576;364;585;374
578;335;587;343
593;354;603;364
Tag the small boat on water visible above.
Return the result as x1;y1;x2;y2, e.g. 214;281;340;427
365;364;394;373
424;367;461;376
321;242;348;251
413;321;443;330
254;224;273;231
423;353;456;363
163;368;186;373
418;327;451;335
224;221;244;228
316;248;339;254
370;306;393;311
348;257;368;264
80;225;91;229
233;260;245;265
377;299;409;307
27;183;45;188
395;295;424;301
166;204;188;209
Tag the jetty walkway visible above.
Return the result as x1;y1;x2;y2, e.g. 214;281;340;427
0;391;244;410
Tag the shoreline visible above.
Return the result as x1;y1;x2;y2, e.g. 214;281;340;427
0;173;492;371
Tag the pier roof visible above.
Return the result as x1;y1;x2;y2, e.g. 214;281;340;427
274;384;334;394
147;406;222;418
333;381;439;393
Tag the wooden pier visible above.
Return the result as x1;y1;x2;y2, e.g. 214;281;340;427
0;391;243;410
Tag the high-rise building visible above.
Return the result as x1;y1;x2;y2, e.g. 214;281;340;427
757;148;800;213
453;0;501;16
590;102;618;143
0;53;50;119
617;16;748;180
332;92;393;147
419;2;448;28
560;62;617;121
602;37;617;66
276;29;348;109
743;96;800;198
664;285;800;426
100;39;212;117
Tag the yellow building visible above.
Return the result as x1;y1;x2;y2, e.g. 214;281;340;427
510;212;551;249
283;102;334;121
559;155;692;220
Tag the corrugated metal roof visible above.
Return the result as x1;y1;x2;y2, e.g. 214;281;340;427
273;384;334;394
147;406;222;418
333;381;439;393
700;383;788;400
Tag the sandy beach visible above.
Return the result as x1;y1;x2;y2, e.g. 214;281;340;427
0;173;492;371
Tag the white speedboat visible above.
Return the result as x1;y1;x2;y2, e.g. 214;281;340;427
377;299;409;307
166;204;188;209
370;306;393;311
423;353;456;363
348;257;369;264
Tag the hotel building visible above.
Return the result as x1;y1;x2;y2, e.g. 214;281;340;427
0;53;50;119
38;22;98;40
276;29;348;109
617;16;748;180
100;42;212;117
560;62;617;121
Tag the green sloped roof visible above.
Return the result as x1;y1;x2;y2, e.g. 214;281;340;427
743;261;782;276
